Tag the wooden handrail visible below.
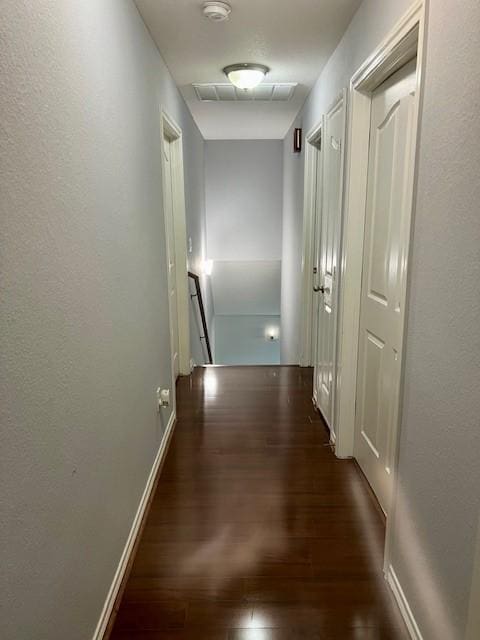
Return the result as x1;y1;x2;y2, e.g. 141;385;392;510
188;271;213;365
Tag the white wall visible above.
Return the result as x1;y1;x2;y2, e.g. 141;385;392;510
0;1;206;638
205;140;283;261
214;316;281;365
182;118;212;366
211;261;281;316
205;140;283;362
282;0;480;637
391;2;480;638
280;117;304;364
280;0;413;365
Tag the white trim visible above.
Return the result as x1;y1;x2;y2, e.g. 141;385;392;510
330;0;427;586
325;89;347;439
160;109;191;377
92;410;176;640
300;93;345;370
387;565;424;640
466;514;480;640
299;135;319;367
306;120;323;145
299;118;324;372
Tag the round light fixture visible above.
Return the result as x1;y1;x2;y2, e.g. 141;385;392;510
203;2;231;22
223;63;270;90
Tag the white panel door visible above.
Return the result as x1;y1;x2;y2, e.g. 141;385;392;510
314;93;346;432
163;135;180;379
354;59;417;512
311;135;323;404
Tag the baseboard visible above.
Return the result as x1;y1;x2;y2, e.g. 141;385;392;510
387;565;423;640
311;395;338;451
92;410;176;640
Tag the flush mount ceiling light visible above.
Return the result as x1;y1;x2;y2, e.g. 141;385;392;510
203;1;231;22
223;63;270;90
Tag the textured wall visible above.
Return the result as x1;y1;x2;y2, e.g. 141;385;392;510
282;0;480;637
205;140;283;262
300;0;413;133
280;0;413;365
0;1;206;638
391;1;480;638
280;118;304;364
280;0;415;365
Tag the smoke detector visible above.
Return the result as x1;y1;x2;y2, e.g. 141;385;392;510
203;2;231;22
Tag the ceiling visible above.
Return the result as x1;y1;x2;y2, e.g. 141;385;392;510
135;0;362;139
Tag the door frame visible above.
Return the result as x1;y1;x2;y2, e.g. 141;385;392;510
299;123;322;368
299;89;347;374
322;90;347;440
305;119;324;397
160;109;191;378
333;0;426;569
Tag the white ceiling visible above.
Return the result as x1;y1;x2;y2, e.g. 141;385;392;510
135;0;362;139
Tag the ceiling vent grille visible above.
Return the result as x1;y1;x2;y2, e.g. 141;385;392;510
193;83;297;102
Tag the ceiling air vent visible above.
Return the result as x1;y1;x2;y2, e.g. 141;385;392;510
193;83;297;102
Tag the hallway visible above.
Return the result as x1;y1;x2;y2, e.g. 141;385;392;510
110;367;408;639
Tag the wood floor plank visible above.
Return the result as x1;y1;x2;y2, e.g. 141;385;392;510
109;366;408;640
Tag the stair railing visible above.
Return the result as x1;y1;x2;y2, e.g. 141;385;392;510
188;271;213;365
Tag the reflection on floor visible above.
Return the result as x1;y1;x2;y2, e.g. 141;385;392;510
110;366;408;639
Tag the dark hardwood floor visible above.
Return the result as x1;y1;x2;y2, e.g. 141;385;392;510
110;366;408;639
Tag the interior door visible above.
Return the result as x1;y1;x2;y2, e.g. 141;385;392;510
354;59;417;512
314;92;346;433
311;135;323;402
163;134;180;379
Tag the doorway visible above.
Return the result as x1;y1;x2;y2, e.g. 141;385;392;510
354;58;418;513
160;111;190;381
301;90;347;439
314;92;347;435
333;3;426;587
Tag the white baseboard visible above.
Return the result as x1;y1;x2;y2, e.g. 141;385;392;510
92;410;176;640
312;395;339;452
387;565;423;640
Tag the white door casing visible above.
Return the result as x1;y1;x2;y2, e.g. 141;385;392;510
310;136;323;376
310;125;324;406
160;110;191;383
354;59;417;514
163;135;180;380
299;140;318;368
314;91;347;435
329;0;426;589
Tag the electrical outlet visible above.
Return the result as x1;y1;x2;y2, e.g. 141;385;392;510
156;387;170;411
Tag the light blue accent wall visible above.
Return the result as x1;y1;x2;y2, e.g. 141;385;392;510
214;315;280;365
